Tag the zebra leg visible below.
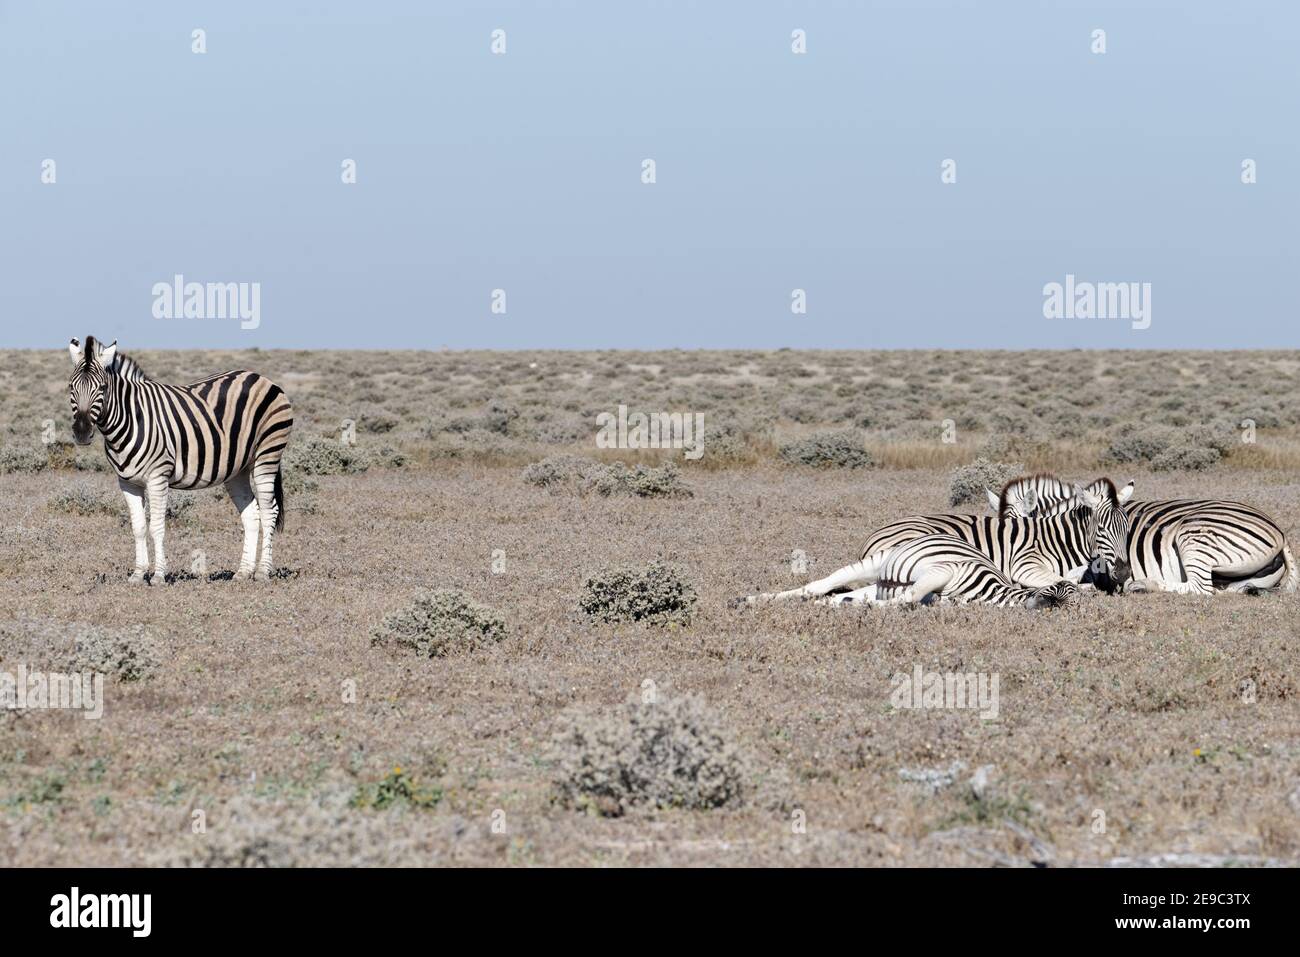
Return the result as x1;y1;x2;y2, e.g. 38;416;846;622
1163;539;1217;595
251;462;280;581
742;554;882;604
824;583;880;605
885;567;952;607
225;474;260;580
118;479;149;584
1223;564;1287;593
146;474;170;583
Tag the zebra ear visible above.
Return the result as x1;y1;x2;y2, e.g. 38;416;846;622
68;338;83;366
1072;483;1101;509
985;489;1000;512
1117;480;1135;504
99;340;118;368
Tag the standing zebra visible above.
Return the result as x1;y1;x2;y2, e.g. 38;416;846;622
988;474;1297;594
822;536;1080;610
67;336;294;583
739;479;1130;604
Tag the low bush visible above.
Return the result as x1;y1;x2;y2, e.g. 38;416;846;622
48;486;119;517
284;436;371;476
778;430;874;469
522;455;691;499
0;444;47;474
550;693;750;816
67;624;162;682
578;560;697;627
949;458;1025;507
372;589;508;658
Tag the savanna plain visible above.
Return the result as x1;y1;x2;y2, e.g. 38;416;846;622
1;348;1297;866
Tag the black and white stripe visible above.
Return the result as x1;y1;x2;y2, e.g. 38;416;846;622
990;474;1297;594
829;535;1080;609
985;472;1099;520
743;479;1130;604
68;336;294;583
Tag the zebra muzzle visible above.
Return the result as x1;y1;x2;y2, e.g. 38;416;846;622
72;414;95;445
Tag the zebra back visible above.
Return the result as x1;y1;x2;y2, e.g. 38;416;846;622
859;507;1095;580
90;348;293;491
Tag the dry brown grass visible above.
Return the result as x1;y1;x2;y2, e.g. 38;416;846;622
1;349;1298;867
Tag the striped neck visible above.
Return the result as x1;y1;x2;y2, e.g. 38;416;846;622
97;368;143;456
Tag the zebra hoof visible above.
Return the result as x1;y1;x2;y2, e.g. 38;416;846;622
233;568;254;582
252;569;273;583
126;571;146;585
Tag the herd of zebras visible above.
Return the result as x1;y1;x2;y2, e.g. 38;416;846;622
742;473;1297;610
66;334;1296;608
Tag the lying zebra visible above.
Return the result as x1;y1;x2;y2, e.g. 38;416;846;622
739;477;1130;605
820;536;1080;610
986;474;1298;595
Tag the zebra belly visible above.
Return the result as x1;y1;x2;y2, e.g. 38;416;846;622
169;434;253;489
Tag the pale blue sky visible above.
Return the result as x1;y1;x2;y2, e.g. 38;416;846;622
1;1;1295;350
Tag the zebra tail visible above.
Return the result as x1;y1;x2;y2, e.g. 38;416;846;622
273;462;286;530
1283;544;1298;592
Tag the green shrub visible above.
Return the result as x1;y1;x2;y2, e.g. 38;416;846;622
284;436;371;475
350;766;442;810
1105;428;1174;464
443;401;519;435
778;430;873;469
949;458;1025;507
550;694;750;816
359;414;399;434
522;456;691;499
73;449;109;472
579;560;697;627
375;445;407;469
1151;446;1221;472
48;485;119;517
0;444;47;474
372;589;508;658
1106;425;1228;471
67;624;162;682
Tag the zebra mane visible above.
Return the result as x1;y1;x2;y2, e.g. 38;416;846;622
110;351;147;382
82;335;146;381
1086;476;1120;505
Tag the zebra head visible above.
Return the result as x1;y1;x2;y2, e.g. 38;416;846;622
989;473;1134;519
1025;579;1080;611
67;336;118;445
1072;479;1132;591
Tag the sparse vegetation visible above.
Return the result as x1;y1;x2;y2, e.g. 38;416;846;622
350;766;443;810
948;458;1024;507
284;435;372;476
550;694;750;815
66;623;162;682
0;444;48;474
4;348;1298;867
523;455;691;498
48;485;119;517
779;430;875;469
579;560;697;626
372;589;508;657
